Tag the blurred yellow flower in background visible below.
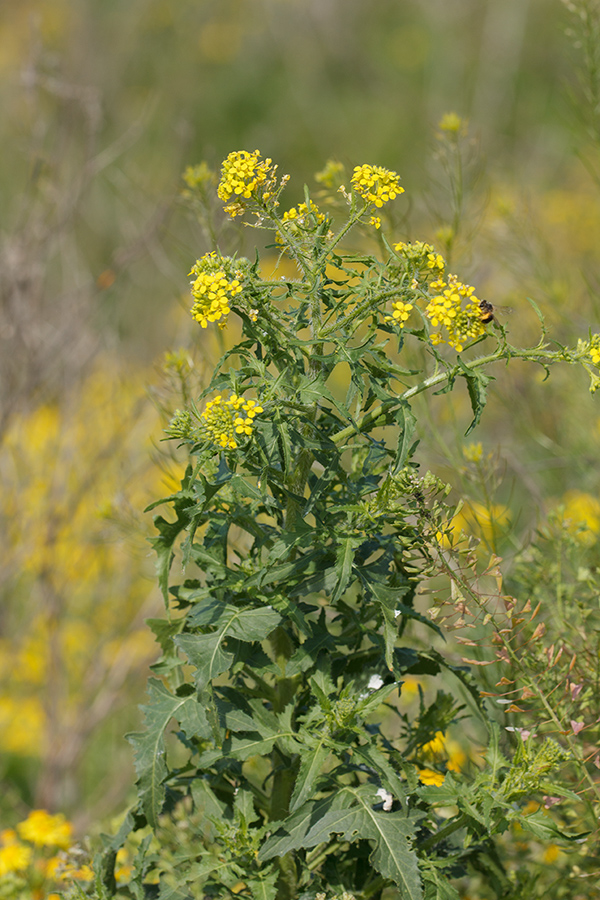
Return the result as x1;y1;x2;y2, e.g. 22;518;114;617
559;490;600;544
17;810;72;849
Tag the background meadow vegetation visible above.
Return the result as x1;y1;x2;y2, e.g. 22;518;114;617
2;0;600;894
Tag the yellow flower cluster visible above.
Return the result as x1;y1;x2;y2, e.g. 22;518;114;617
588;334;600;365
0;810;93;892
560;490;600;545
315;158;345;188
282;200;324;226
277;201;327;244
182;161;215;191
351;164;404;207
17;810;72;849
200;393;263;449
390;299;413;326
189;252;244;329
438;112;464;135
426;274;487;352
394;241;445;273
217;149;274;216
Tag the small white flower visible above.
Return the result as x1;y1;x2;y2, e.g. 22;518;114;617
368;674;384;691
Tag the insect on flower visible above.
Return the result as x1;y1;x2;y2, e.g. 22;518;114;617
478;299;513;325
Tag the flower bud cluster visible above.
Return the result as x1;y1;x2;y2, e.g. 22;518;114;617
394;241;445;274
200;393;263;450
586;334;600;366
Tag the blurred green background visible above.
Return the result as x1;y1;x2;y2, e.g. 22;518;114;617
2;0;600;835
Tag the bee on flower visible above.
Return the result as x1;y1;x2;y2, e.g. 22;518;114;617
425;274;487;352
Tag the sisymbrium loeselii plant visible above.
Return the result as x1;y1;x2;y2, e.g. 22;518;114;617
95;150;600;900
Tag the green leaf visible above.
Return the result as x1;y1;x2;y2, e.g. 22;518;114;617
391;401;417;474
288;731;331;812
456;358;493;436
421;865;461;900
260;794;353;860
246;869;280;900
175;604;282;689
147;618;184;654
150;510;191;606
197;733;283;767
261;785;422;900
127;679;211;828
191;779;227;840
331;537;358;602
304;785;422;898
516;810;588;842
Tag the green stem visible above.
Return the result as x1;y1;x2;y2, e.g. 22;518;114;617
331;344;565;447
418;813;468;853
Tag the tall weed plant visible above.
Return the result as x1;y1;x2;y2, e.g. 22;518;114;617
85;146;600;900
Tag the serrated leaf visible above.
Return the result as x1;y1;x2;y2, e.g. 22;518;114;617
147;618;184;654
391;402;417;474
421;866;461;900
175;605;282;689
456;358;493;436
197;733;283;766
260;794;354;860
261;785;422;900
150;510;191;605
246;869;280;900
289;733;331;812
191;779;227;840
517;810;588;842
126;679;211;828
158;883;193;900
331;537;358;602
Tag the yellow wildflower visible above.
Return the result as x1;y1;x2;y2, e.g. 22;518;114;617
351;164;404;207
394;241;445;275
217;150;274;216
542;843;561;864
182;161;215;190
560;490;600;544
425;274;486;352
418;768;445;787
586;334;600;365
438;112;464;134
315;159;345;188
188;252;244;329
422;731;446;756
17;810;72;850
200;393;263;450
278;201;327;244
0;842;32;875
0;830;17;846
462;442;483;463
390;299;413;326
115;847;132;884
